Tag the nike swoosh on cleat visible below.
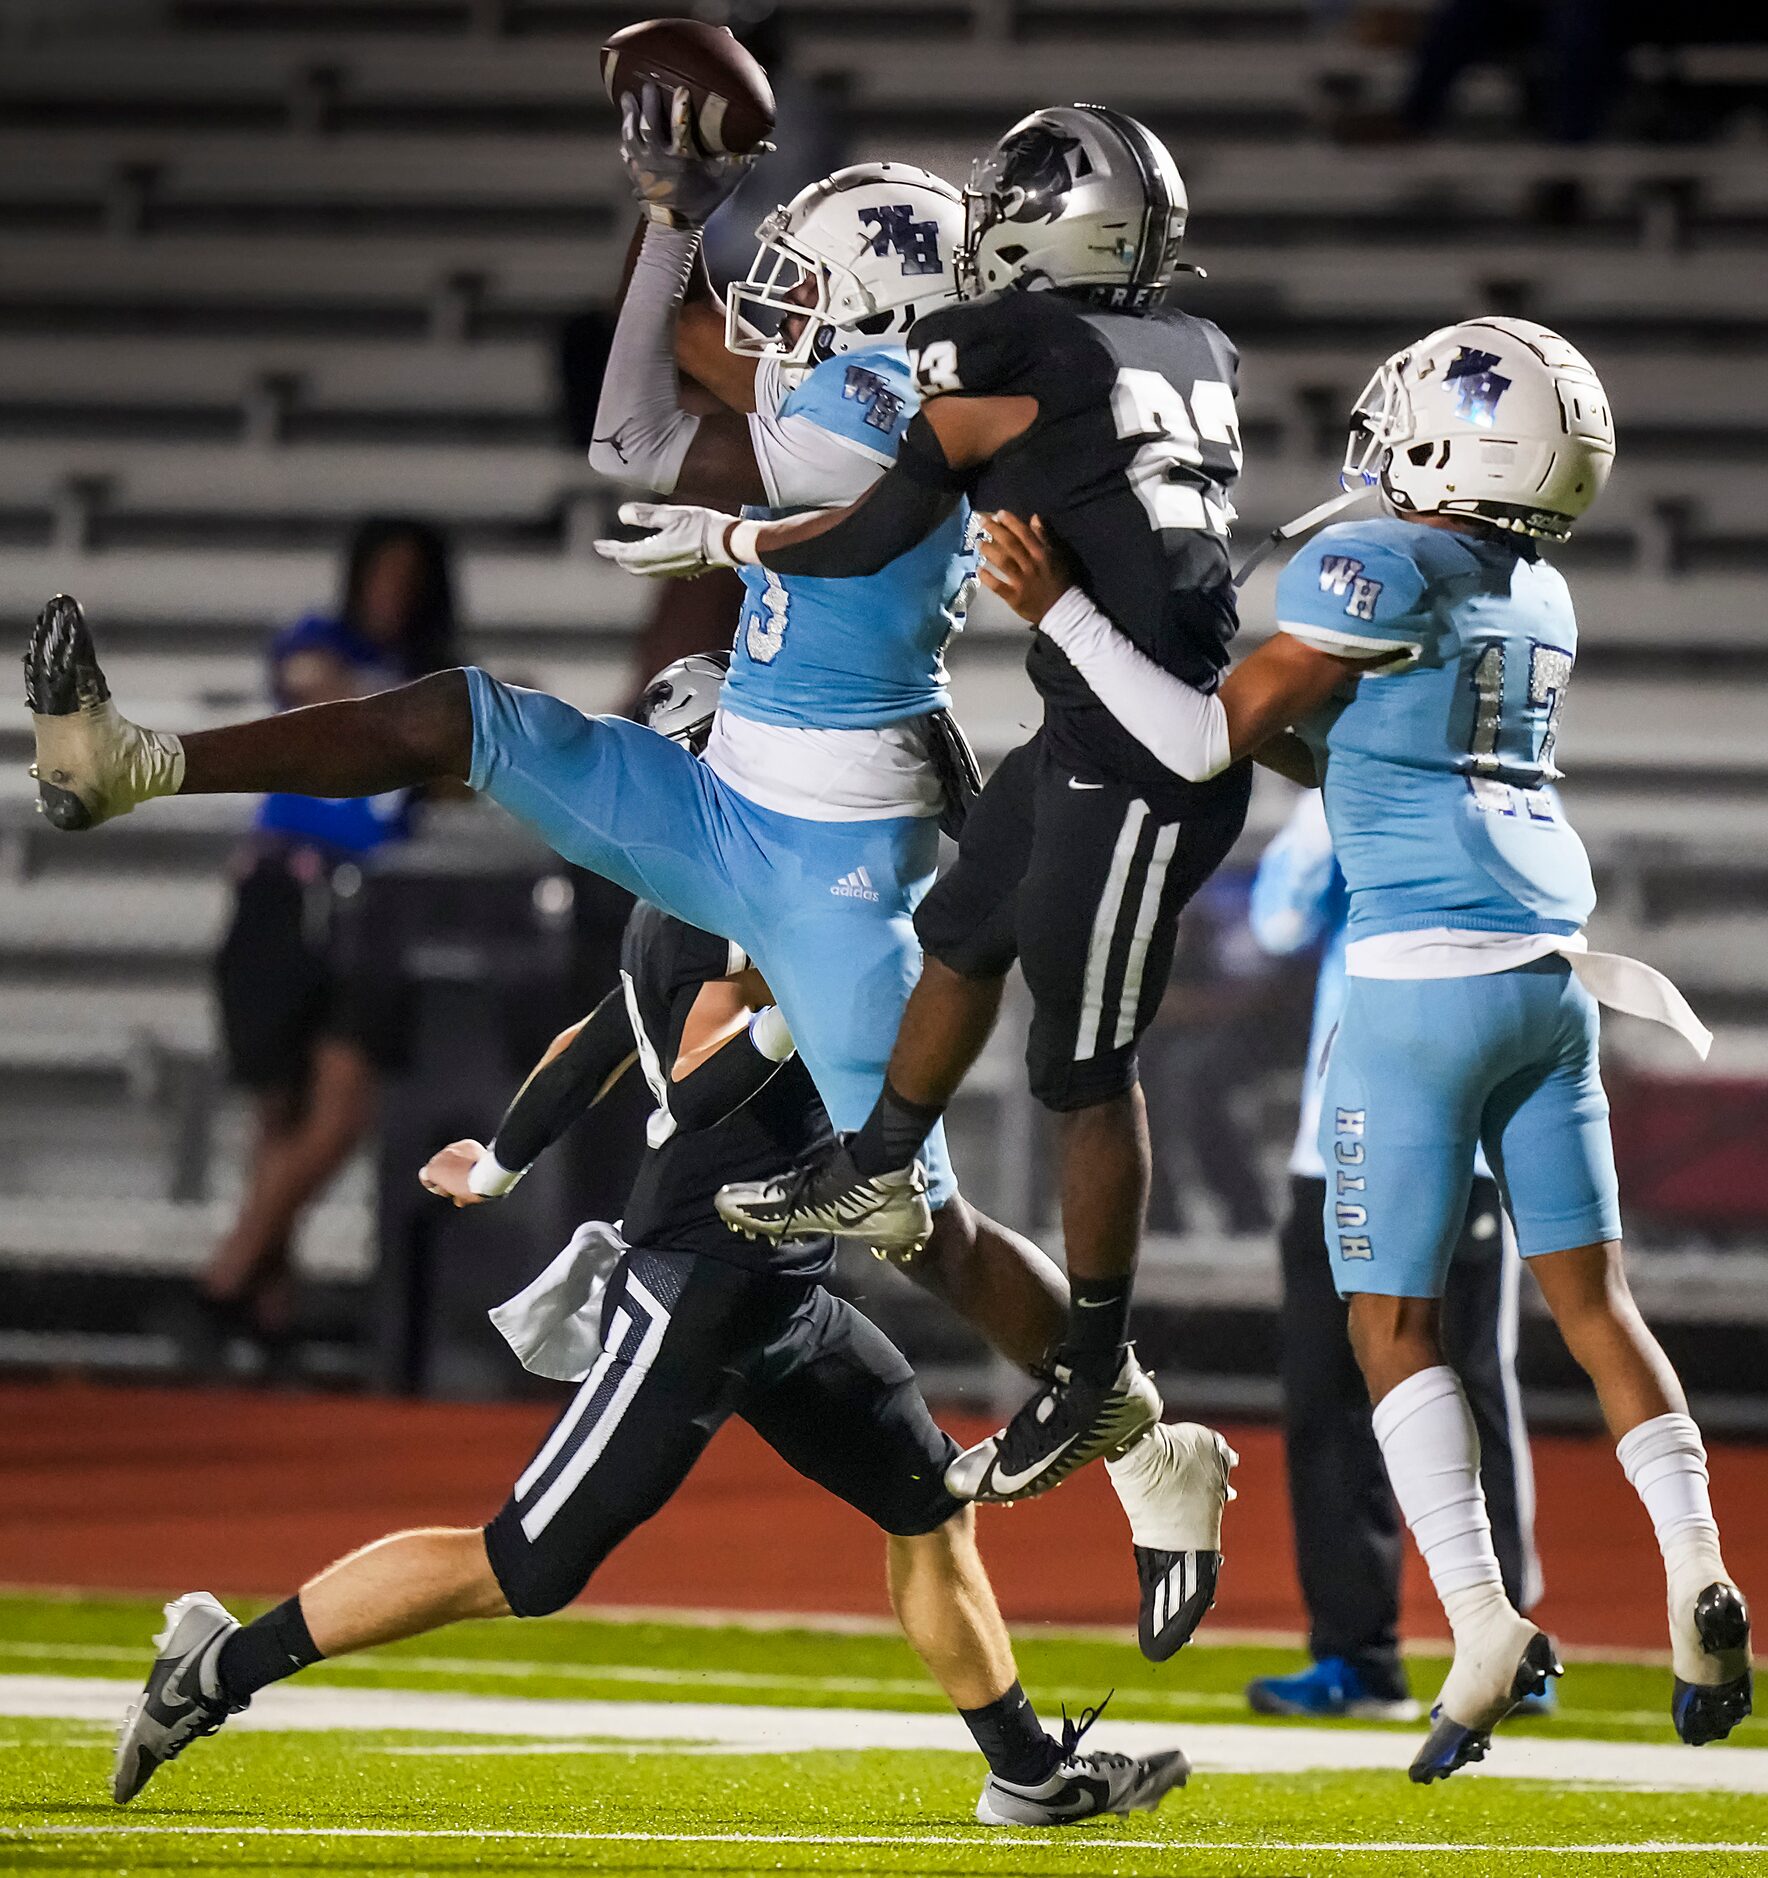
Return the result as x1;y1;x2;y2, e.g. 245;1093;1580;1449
986;1436;1082;1497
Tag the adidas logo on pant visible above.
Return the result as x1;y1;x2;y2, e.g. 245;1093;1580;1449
831;866;880;902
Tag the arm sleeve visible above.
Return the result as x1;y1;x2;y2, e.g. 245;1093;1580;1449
1249;791;1341;956
666;1005;796;1132
757;411;964;578
1037;587;1234;782
587;224;705;494
490;988;634;1174
1275;528;1431;656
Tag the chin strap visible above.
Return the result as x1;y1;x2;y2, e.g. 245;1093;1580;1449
1232;486;1371;590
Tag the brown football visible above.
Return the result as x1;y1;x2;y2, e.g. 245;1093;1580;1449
600;18;776;157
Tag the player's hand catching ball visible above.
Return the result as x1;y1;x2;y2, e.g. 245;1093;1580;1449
620;80;759;230
420;1140;494;1208
595;501;747;578
979;512;1080;627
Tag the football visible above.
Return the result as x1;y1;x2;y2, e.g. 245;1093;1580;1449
600;17;776;157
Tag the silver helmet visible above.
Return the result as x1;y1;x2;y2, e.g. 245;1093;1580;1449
962;104;1189;308
637;651;730;754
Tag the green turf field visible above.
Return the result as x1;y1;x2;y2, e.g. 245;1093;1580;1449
2;1593;1763;1875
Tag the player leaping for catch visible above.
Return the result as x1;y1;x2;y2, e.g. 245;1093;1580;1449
598;105;1261;1520
22;92;1231;1660
965;317;1754;1780
108;660;1191;1830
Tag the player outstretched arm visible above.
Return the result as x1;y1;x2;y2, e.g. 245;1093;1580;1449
588;82;768;505
977;511;1381;783
420;967;796;1206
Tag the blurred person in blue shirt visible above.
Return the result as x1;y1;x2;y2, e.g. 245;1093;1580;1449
1243;791;1543;1722
204;519;458;1362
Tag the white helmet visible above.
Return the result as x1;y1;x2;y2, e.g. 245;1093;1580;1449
637;651;729;754
1341;316;1614;541
725;162;964;378
963;104;1190;308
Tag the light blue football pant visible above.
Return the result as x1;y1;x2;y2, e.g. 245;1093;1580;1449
466;671;955;1204
1319;957;1622;1298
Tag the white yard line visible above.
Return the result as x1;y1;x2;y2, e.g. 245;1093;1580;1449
0;1640;1675;1728
0;1825;1763;1856
4;1674;1766;1793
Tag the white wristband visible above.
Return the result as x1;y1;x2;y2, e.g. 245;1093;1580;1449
468;1149;526;1198
748;1004;796;1064
726;517;764;565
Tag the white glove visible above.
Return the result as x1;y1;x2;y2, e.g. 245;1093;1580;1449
595;501;758;578
620;81;758;231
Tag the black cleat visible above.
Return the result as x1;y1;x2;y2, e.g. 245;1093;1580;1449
1674;1583;1753;1745
946;1350;1161;1505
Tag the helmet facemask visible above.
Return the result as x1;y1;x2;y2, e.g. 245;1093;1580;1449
1340;356;1415;496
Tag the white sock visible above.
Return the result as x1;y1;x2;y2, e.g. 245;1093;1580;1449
1371;1365;1510;1640
1617;1411;1726;1583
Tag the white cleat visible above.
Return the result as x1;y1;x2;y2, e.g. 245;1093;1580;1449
25;594;183;832
112;1591;245;1803
1410;1607;1561;1783
1106;1422;1238;1660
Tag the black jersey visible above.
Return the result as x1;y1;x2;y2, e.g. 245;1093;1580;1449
617;902;835;1277
908;288;1244;796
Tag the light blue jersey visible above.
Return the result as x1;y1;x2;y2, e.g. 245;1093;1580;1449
1275;518;1620;1297
724;346;978;731
1282;517;1595;946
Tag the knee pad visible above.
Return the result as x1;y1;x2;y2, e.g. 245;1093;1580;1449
1028;1041;1140;1115
482;1512;600;1619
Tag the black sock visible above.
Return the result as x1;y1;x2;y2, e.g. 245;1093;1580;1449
960;1681;1063;1785
1059;1275;1133;1384
216;1595;324;1705
847;1079;944;1179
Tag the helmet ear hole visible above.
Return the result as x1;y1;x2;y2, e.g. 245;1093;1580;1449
1407;443;1433;466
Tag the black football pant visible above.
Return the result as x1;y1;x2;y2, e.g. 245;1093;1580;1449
1277;1173;1540;1696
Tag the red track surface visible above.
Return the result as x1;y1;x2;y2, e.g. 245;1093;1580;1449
3;1380;1764;1652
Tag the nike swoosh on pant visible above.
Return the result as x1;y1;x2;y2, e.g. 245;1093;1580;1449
1068;779;1105;790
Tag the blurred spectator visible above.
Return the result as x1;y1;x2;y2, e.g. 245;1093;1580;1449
200;519;459;1366
1400;0;1634;143
1243;791;1542;1721
1142;870;1298;1238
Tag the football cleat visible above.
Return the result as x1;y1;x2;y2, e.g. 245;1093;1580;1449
946;1349;1161;1506
1106;1422;1238;1661
975;1699;1189;1828
1246;1656;1421;1723
25;594;183;831
1409;1620;1561;1784
113;1591;247;1803
1671;1580;1752;1746
715;1143;932;1257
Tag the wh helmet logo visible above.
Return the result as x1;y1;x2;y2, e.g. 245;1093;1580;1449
1445;347;1512;427
858;205;944;277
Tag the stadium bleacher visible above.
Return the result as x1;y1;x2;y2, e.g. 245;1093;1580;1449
3;0;1766;1389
